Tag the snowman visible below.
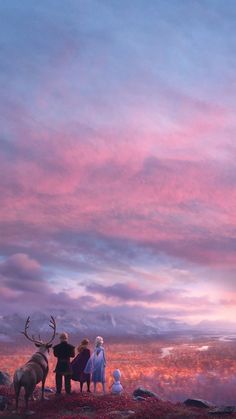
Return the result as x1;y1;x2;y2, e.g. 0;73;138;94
111;369;123;394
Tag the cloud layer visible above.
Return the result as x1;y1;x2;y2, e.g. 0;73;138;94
0;0;236;331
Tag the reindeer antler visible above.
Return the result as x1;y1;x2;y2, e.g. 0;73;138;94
45;316;56;345
21;316;56;345
21;316;42;345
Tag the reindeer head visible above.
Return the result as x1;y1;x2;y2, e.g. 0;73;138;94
21;316;56;353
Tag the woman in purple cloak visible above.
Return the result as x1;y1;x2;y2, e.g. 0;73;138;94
71;338;91;392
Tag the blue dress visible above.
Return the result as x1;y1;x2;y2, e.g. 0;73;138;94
84;346;106;383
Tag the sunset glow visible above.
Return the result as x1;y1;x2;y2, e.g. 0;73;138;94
1;0;236;332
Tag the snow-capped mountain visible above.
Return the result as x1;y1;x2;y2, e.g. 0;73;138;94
0;311;191;339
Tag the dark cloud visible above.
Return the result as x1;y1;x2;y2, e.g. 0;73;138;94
48;292;96;309
0;253;49;293
83;281;214;309
0;253;41;280
85;282;147;301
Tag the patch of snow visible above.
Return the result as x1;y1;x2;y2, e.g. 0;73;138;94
160;347;173;358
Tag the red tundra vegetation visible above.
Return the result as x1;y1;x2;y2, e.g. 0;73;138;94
0;385;220;418
1;336;236;417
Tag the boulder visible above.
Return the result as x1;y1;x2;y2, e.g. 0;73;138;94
44;387;55;393
184;398;214;408
81;405;95;413
133;387;159;399
0;371;11;386
108;410;135;417
133;396;146;401
0;395;8;411
209;406;236;415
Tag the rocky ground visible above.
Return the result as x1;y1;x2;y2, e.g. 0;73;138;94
1;385;236;419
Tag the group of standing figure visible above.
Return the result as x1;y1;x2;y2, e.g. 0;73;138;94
53;333;106;394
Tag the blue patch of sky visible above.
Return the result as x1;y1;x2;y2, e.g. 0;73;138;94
1;0;236;135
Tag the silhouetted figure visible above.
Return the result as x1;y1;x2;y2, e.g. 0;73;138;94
53;332;75;394
71;338;91;392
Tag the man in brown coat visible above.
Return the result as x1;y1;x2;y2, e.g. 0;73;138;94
53;332;75;394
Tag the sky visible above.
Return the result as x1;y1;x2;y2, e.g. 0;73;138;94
0;0;236;332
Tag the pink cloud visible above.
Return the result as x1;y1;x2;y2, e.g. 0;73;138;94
0;120;236;270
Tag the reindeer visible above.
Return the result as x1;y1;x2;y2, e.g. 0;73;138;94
13;316;56;414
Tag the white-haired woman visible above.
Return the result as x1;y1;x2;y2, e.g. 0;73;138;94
84;336;106;393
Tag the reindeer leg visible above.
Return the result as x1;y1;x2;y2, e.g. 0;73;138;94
12;384;20;413
41;376;46;400
41;370;49;400
25;388;35;415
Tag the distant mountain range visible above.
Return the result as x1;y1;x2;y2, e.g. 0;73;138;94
0;311;189;339
0;312;235;341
